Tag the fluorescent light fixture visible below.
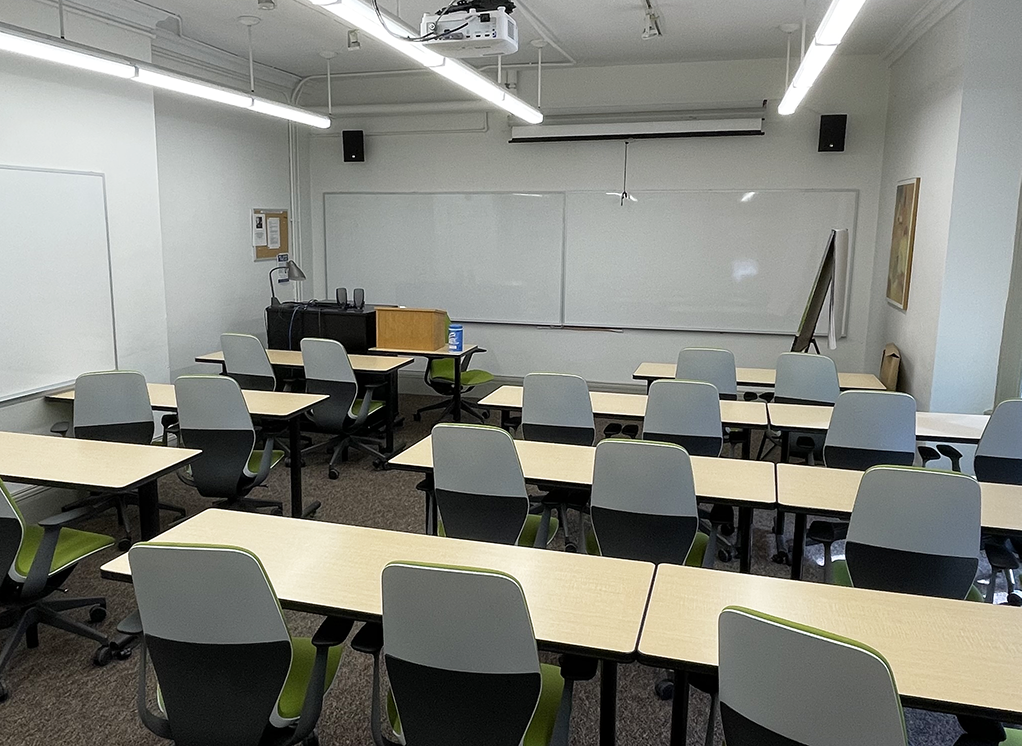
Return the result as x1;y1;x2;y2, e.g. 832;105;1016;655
310;0;543;123
0;25;135;78
251;98;331;128
134;68;253;108
815;0;868;45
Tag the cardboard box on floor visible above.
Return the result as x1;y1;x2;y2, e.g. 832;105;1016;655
880;343;901;391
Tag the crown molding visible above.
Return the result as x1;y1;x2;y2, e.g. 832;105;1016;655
28;0;167;36
882;0;967;65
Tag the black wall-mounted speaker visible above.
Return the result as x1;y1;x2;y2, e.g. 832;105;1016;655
342;130;365;162
818;114;847;152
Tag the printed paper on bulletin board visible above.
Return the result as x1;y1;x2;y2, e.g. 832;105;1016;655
254;208;288;261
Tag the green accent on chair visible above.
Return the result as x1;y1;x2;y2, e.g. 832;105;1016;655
15;525;115;578
247;449;285;474
1003;729;1022;745
276;636;344;720
831;558;986;602
585;529;709;567
430;359;494;387
352;398;385;416
388;663;565;746
437;514;560;547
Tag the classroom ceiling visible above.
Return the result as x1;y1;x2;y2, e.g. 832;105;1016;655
117;0;927;78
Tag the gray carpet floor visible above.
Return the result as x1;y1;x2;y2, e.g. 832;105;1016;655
0;393;983;745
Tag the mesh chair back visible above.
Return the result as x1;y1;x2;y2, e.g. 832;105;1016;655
522;373;595;446
719;607;907;746
975;399;1022;484
72;370;154;444
845;466;980;598
301;338;359;431
130;543;294;746
0;480;27;583
823;391;916;470
642;380;723;455
175;376;255;498
589;439;699;565
382;563;542;746
432;424;529;545
676;348;737;399
221;333;276;391
774;353;840;405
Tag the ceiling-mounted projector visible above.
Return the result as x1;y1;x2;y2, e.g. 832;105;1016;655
421;3;518;58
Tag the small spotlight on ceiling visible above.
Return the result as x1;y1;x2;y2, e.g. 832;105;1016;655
257;0;276;9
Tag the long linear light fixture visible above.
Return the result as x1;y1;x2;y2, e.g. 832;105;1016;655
777;0;867;116
0;22;330;128
309;0;544;124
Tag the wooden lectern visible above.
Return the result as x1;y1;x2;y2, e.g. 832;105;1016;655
375;308;448;351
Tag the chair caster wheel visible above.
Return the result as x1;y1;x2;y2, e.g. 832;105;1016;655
413;413;422;422
772;551;790;565
564;543;577;553
115;646;133;661
93;645;113;667
304;733;319;746
89;605;107;623
272;508;284;516
481;410;490;420
373;459;385;470
0;681;8;702
284;457;291;467
720;524;735;537
1008;592;1022;607
717;549;734;563
328;468;339;480
654;679;674;701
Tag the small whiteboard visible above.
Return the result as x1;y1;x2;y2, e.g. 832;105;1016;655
0;166;116;402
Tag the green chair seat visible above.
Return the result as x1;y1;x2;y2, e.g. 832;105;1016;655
15;525;115;578
430;359;494;387
247;449;285;474
585;529;709;567
831;559;985;602
1003;729;1022;745
388;662;565;746
437;513;560;548
276;636;344;720
351;398;385;417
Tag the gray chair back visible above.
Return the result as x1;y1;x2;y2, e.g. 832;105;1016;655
382;562;542;746
642;379;723;456
718;606;907;746
774;352;840;405
301;338;359;431
522;372;595;446
1;479;27;583
589;439;699;565
175;376;256;498
432;424;529;545
975;399;1022;484
221;333;276;391
130;542;295;746
676;347;737;399
72;370;154;444
845;466;981;599
823;391;916;470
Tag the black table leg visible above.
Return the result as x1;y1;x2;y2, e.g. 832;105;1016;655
790;512;807;580
385;370;397;454
600;660;617;746
738;506;753;574
670;670;690;746
452;359;462;422
136;480;161;541
289;418;319;519
780;430;790;462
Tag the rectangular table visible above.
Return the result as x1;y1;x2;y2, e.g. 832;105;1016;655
388;435;776;573
101;508;656;746
633;363;886;392
195;349;414;453
776;462;1022;580
767;403;989;444
370;345;479;422
639;564;1022;746
48;383;326;520
0;431;199;541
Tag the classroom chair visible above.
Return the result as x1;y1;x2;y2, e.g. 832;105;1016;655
56;370;186;545
354;562;584;746
413;350;494;424
300;337;387;475
676;347;738;399
221;332;278;391
0;479;117;702
431;423;558;547
717;606;908;745
128;542;348;746
807;390;917;579
173;376;284;514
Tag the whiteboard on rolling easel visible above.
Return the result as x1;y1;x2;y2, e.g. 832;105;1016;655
562;189;858;333
324;192;565;325
0;165;116;403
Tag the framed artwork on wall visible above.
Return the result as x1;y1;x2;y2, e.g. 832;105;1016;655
886;177;920;310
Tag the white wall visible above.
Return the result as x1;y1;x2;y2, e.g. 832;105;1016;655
307;55;890;385
865;3;970;409
154;94;293;377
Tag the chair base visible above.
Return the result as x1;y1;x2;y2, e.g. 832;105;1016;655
414;397;489;424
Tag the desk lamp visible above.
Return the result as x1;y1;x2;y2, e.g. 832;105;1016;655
269;260;306;306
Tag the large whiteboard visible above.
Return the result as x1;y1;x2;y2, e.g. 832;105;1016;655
1;166;116;402
324;192;564;324
563;190;858;333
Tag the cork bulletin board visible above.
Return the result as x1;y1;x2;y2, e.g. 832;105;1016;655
253;208;289;261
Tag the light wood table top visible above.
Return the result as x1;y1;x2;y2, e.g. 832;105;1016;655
633;363;886;391
195;349;414;374
767;403;989;443
0;430;199;493
48;382;326;420
388;435;776;507
370;344;478;359
639;563;1022;719
101;509;655;659
776;463;1022;534
477;385;768;428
